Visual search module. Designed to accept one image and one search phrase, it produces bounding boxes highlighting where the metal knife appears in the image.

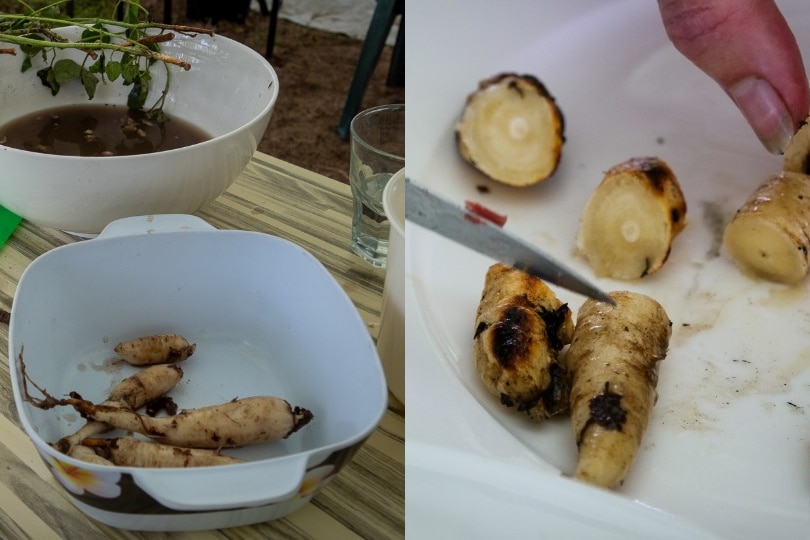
[405,178,614,304]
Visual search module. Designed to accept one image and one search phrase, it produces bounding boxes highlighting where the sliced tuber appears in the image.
[723,171,810,284]
[576,157,687,280]
[456,73,565,187]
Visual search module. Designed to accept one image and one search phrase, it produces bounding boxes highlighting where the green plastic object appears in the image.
[0,206,21,247]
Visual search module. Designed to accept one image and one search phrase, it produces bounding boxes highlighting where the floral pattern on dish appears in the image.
[47,454,122,498]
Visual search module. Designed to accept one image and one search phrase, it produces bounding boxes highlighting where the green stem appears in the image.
[0,33,190,68]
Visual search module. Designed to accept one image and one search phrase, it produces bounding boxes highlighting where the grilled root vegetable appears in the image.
[114,333,196,366]
[82,436,244,468]
[783,116,810,173]
[473,263,574,421]
[577,157,687,280]
[564,291,671,489]
[723,172,810,284]
[69,396,313,449]
[456,73,565,186]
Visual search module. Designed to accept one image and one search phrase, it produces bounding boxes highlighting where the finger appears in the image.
[658,0,809,154]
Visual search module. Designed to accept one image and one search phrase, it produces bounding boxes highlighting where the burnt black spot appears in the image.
[541,362,569,414]
[499,362,568,417]
[515,392,541,413]
[577,382,627,446]
[500,393,515,407]
[640,257,652,278]
[507,78,525,98]
[474,321,490,339]
[491,306,531,368]
[643,164,671,192]
[671,207,681,223]
[537,304,570,351]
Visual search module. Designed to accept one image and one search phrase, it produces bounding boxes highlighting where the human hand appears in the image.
[658,0,810,154]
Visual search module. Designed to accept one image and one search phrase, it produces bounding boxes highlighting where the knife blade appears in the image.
[405,178,614,304]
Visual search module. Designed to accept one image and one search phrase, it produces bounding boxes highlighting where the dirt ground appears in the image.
[165,1,405,184]
[0,1,405,184]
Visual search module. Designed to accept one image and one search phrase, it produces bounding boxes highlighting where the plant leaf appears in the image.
[81,23,109,45]
[121,62,139,85]
[20,55,32,73]
[127,80,148,110]
[53,58,81,84]
[105,60,122,81]
[81,69,99,99]
[88,52,107,75]
[36,67,59,95]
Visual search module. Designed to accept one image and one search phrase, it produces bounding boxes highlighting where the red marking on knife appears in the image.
[464,200,508,227]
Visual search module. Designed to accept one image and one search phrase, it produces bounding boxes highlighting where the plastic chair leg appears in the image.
[386,15,404,88]
[335,0,398,140]
[265,0,281,59]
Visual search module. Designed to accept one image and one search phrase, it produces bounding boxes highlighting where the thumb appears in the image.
[658,0,809,154]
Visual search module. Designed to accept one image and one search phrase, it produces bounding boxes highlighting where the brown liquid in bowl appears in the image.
[0,104,211,157]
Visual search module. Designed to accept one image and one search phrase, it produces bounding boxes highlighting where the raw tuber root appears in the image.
[114,333,196,366]
[68,396,313,449]
[55,364,184,454]
[20,353,313,450]
[82,436,244,468]
[68,443,115,466]
[106,364,184,408]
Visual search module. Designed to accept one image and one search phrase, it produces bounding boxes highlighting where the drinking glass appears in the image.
[349,103,405,267]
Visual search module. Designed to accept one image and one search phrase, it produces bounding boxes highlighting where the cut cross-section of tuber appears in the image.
[576,157,687,280]
[456,73,565,187]
[723,171,810,284]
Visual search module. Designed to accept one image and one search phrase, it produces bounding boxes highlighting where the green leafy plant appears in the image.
[0,0,212,122]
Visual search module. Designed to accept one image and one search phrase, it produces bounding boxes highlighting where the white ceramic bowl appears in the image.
[378,168,405,404]
[0,27,278,234]
[9,215,387,531]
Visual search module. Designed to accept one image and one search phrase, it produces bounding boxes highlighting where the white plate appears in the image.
[406,442,720,539]
[406,1,810,538]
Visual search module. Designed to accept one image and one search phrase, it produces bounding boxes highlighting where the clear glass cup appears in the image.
[349,103,405,268]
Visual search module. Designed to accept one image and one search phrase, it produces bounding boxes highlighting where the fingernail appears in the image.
[729,77,795,154]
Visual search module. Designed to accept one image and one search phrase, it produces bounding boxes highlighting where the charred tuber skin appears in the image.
[473,263,574,421]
